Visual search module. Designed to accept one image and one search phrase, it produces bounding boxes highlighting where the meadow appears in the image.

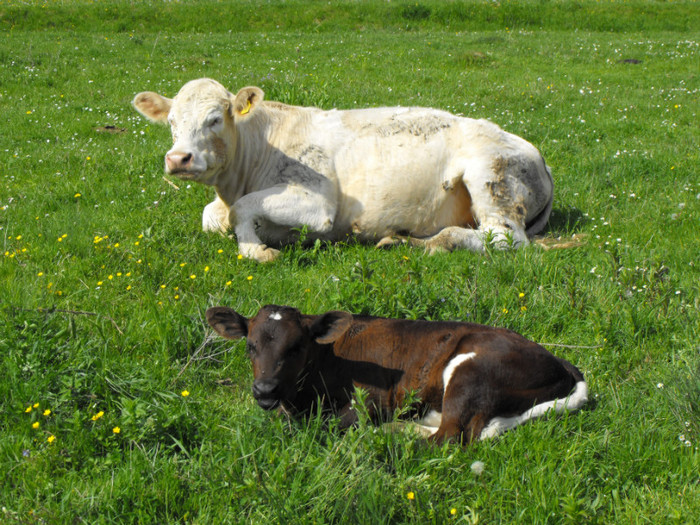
[1,0,698,523]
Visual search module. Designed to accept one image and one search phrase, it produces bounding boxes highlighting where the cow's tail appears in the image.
[525,163,554,237]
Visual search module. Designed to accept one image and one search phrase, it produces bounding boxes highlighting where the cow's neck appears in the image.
[214,109,291,205]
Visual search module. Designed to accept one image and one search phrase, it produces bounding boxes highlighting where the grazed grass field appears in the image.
[1,1,698,523]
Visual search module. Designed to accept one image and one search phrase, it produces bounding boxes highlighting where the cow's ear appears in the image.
[232,86,264,119]
[133,92,172,124]
[310,311,353,344]
[206,307,249,340]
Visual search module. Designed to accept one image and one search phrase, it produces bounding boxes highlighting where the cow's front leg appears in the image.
[202,196,231,234]
[232,185,337,263]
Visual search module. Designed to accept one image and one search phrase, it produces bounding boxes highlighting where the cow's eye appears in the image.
[208,117,222,128]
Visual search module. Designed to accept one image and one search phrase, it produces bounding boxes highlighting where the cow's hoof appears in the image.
[376,236,404,249]
[254,247,280,263]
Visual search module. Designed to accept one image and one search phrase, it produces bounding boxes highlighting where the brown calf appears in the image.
[206,305,587,445]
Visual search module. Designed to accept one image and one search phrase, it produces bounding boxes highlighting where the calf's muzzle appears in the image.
[252,379,281,410]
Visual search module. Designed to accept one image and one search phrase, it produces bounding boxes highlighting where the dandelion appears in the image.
[470,460,485,476]
[180,262,187,267]
[43,409,51,416]
[108,275,113,280]
[246,275,253,281]
[32,422,40,429]
[97,281,103,286]
[25,406,32,413]
[33,403,39,408]
[217,249,223,254]
[37,272,44,277]
[74,193,81,198]
[521,306,527,312]
[190,274,196,279]
[160,284,166,289]
[450,508,457,516]
[502,308,508,314]
[113,427,121,434]
[406,491,415,500]
[204,266,210,272]
[47,435,56,443]
[237,254,243,260]
[91,410,104,421]
[174,295,180,300]
[181,390,190,397]
[225,281,232,286]
[518,292,525,298]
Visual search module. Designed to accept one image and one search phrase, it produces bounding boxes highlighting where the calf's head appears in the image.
[206,305,352,410]
[133,78,264,185]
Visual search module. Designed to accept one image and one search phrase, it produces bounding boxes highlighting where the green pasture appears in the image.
[1,1,698,523]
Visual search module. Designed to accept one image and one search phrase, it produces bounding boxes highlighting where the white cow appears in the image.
[133,78,553,262]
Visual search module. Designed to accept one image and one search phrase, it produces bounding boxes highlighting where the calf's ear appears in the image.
[232,86,264,119]
[310,311,353,344]
[206,307,249,340]
[133,92,172,124]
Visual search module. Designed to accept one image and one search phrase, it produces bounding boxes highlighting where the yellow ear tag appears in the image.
[240,100,252,116]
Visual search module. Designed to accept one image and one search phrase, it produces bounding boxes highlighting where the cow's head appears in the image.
[206,305,353,410]
[133,79,264,185]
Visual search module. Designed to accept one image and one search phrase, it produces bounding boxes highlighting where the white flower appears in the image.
[470,461,485,476]
[656,383,664,389]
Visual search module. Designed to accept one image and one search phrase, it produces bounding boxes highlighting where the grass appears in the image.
[1,0,698,523]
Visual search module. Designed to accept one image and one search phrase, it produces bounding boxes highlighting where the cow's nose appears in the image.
[165,151,193,172]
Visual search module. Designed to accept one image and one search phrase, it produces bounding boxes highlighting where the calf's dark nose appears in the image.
[252,379,279,399]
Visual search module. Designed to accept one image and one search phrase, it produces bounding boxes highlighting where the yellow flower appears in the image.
[450,508,457,516]
[406,491,415,500]
[47,435,56,443]
[37,272,44,277]
[74,193,81,198]
[32,422,40,429]
[181,390,190,397]
[502,308,508,314]
[246,275,253,281]
[108,275,113,280]
[521,306,527,312]
[33,403,39,408]
[225,281,232,286]
[180,262,186,267]
[204,266,210,272]
[217,249,223,254]
[97,281,103,286]
[174,295,180,300]
[190,274,196,279]
[237,254,243,260]
[91,410,104,421]
[113,427,121,434]
[25,406,32,413]
[134,241,140,246]
[160,284,166,289]
[43,409,51,416]
[518,292,525,298]
[126,285,132,291]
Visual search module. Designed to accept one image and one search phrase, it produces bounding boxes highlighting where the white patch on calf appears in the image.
[479,380,589,440]
[442,352,476,394]
[269,312,283,321]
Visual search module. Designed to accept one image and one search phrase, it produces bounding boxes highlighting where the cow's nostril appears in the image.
[182,153,192,165]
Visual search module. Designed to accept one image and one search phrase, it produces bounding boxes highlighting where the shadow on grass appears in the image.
[543,206,588,237]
